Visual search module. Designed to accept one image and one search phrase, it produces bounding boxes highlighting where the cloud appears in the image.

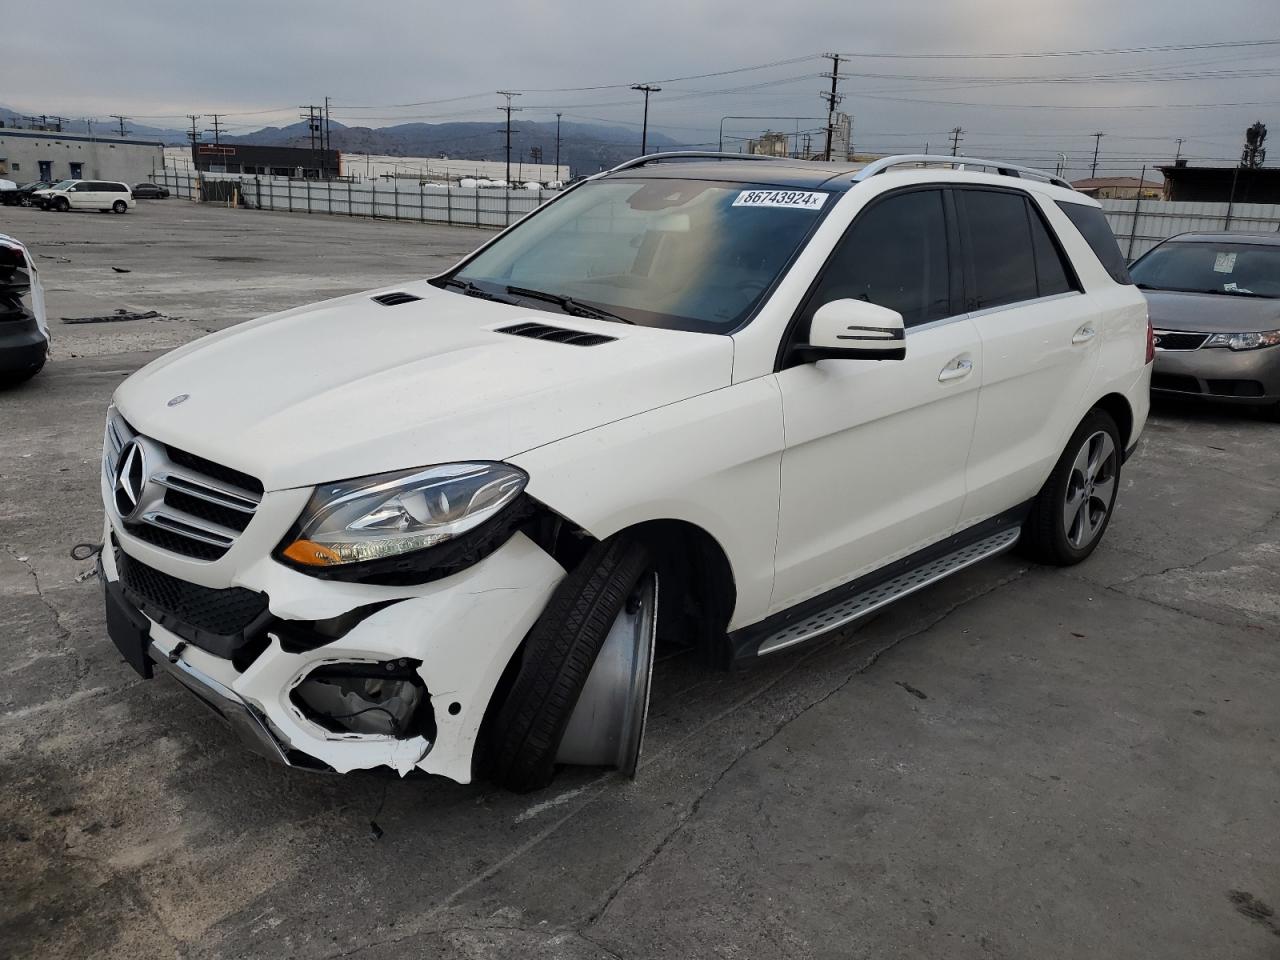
[3,0,1276,177]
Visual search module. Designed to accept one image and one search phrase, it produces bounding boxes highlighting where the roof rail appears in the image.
[600,151,793,177]
[854,154,1074,190]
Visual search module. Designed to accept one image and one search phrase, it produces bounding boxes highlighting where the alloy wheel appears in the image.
[1062,430,1117,549]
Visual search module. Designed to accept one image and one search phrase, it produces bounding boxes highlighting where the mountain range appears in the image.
[1,106,686,176]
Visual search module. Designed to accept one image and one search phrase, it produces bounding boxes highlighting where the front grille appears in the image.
[1206,379,1266,397]
[104,411,264,561]
[1152,373,1202,394]
[1153,331,1208,351]
[115,544,271,659]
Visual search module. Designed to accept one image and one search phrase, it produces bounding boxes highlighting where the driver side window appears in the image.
[806,189,952,329]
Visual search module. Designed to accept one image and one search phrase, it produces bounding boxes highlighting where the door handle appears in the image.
[1072,324,1097,345]
[938,357,974,382]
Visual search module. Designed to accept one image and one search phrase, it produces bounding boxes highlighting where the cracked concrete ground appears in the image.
[2,201,1278,959]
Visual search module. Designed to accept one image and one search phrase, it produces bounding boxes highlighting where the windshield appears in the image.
[1130,241,1280,298]
[443,178,832,333]
[48,180,75,191]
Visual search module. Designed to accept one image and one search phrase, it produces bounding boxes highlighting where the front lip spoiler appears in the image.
[149,642,297,768]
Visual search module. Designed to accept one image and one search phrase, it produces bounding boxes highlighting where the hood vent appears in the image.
[372,291,422,306]
[496,322,616,347]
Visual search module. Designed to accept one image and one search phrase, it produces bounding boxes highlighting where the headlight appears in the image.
[279,462,528,568]
[1203,330,1280,351]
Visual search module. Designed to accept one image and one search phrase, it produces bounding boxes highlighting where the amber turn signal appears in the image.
[281,540,343,566]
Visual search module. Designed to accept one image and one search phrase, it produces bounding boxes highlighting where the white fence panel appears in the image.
[149,168,556,229]
[1100,198,1280,259]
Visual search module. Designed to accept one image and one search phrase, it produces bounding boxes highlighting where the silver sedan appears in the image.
[1132,231,1280,419]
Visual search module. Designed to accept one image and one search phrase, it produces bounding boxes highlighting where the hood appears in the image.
[1143,290,1280,334]
[114,281,734,491]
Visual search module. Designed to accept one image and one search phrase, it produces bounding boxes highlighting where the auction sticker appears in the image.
[733,189,827,210]
[1213,252,1237,273]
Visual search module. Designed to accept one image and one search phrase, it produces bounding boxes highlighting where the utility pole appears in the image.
[631,84,661,155]
[497,91,522,185]
[1174,138,1183,163]
[949,126,964,157]
[300,106,322,176]
[555,112,562,181]
[110,115,130,137]
[820,53,843,161]
[206,114,225,147]
[48,115,68,133]
[324,95,333,176]
[1090,132,1105,178]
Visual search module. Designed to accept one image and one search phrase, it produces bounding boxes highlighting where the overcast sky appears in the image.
[4,0,1278,178]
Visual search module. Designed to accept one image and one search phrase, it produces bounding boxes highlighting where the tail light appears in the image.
[1145,317,1155,364]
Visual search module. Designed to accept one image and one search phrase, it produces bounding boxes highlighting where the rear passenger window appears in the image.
[807,189,951,328]
[957,190,1038,310]
[1056,200,1133,284]
[1028,203,1077,297]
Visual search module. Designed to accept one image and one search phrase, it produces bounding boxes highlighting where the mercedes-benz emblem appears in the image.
[167,394,190,407]
[113,439,147,520]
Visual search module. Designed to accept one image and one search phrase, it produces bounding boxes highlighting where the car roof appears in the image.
[598,154,1080,200]
[601,158,868,191]
[1166,231,1280,247]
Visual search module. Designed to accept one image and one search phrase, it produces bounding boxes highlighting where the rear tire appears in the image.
[1020,408,1122,566]
[112,200,127,214]
[484,535,652,792]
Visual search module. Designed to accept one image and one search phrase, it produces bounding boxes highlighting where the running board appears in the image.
[756,527,1021,656]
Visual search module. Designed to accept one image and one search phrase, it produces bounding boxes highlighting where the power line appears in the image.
[838,37,1280,59]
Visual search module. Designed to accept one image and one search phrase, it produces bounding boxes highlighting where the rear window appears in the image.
[1056,201,1132,284]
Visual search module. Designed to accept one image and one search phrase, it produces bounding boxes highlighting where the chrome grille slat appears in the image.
[103,409,262,561]
[141,510,238,548]
[152,470,260,513]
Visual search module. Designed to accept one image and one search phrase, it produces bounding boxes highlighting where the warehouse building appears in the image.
[340,153,568,184]
[0,128,164,184]
[1157,162,1280,203]
[172,143,340,179]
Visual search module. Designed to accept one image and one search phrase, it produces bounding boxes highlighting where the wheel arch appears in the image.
[1093,392,1134,451]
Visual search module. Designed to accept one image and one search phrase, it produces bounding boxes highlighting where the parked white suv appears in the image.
[35,179,135,213]
[97,153,1152,790]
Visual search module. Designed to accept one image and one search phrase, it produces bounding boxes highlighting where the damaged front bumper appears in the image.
[100,522,565,781]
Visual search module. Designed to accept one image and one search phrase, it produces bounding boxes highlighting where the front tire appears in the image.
[485,536,652,792]
[1021,409,1122,566]
[54,197,69,212]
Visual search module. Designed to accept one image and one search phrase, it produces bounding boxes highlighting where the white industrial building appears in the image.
[0,128,165,184]
[340,153,568,185]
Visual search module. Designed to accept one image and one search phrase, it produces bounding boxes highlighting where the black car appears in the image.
[0,181,55,206]
[131,182,170,199]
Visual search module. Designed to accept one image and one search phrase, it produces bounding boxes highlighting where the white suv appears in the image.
[97,153,1152,790]
[36,179,135,213]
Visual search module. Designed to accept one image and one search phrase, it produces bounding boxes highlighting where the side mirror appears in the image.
[798,298,906,362]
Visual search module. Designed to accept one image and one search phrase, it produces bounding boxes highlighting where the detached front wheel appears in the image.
[1021,409,1122,566]
[485,536,656,792]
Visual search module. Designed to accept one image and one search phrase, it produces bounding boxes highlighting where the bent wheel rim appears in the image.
[1062,430,1117,550]
[555,571,658,776]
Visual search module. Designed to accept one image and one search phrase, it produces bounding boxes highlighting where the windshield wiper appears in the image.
[505,285,635,324]
[439,277,506,302]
